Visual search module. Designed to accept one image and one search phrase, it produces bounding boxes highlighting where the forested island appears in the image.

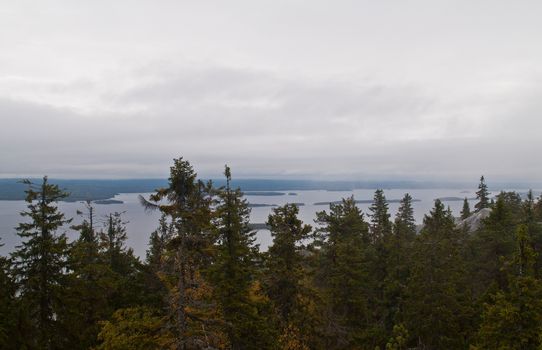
[1,159,542,349]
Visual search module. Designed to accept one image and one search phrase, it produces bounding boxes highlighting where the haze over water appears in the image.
[2,187,536,257]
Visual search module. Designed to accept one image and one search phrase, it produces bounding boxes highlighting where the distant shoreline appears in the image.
[0,178,539,202]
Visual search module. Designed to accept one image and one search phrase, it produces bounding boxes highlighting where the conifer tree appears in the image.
[403,199,471,349]
[63,202,117,349]
[141,158,224,349]
[475,176,490,212]
[476,224,542,349]
[394,193,416,239]
[469,193,519,297]
[0,239,17,349]
[209,165,274,350]
[382,194,417,336]
[11,177,72,349]
[264,204,315,347]
[100,212,129,273]
[461,197,471,220]
[96,307,174,350]
[314,196,373,348]
[146,213,173,271]
[99,211,146,313]
[143,213,174,309]
[369,189,392,243]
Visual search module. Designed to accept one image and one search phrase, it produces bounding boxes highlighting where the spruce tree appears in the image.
[99,211,146,313]
[394,193,416,239]
[460,197,471,220]
[369,189,392,243]
[145,213,173,271]
[209,166,274,350]
[475,175,490,212]
[140,157,224,349]
[0,239,17,349]
[469,193,519,297]
[63,202,116,349]
[100,212,129,274]
[476,224,542,349]
[314,196,373,348]
[383,194,417,337]
[11,177,72,349]
[264,204,314,347]
[403,200,471,349]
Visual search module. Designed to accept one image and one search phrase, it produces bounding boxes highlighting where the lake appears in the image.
[0,188,536,257]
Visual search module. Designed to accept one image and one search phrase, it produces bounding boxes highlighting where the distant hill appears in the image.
[0,179,168,201]
[0,178,539,202]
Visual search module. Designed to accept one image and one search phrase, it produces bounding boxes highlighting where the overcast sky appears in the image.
[1,0,541,181]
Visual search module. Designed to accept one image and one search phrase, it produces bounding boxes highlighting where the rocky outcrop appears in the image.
[456,208,492,232]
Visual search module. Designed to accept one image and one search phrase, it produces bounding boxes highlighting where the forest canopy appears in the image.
[1,158,542,349]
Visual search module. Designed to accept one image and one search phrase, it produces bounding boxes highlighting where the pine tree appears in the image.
[475,176,490,212]
[461,197,471,220]
[369,189,392,243]
[11,177,72,349]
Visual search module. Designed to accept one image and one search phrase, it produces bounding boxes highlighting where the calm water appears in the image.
[0,188,535,257]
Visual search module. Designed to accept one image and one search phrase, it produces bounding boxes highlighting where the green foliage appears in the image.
[461,197,471,220]
[369,189,392,243]
[96,307,173,350]
[403,199,472,349]
[469,193,520,297]
[476,225,542,349]
[10,176,72,349]
[394,193,416,239]
[8,167,542,350]
[264,204,318,349]
[61,203,118,349]
[264,204,312,322]
[140,157,222,349]
[475,175,490,212]
[209,166,275,349]
[0,239,17,349]
[314,196,374,348]
[385,324,408,350]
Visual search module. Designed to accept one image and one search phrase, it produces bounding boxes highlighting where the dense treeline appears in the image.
[1,159,542,349]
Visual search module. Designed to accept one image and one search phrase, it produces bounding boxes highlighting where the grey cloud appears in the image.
[1,1,542,182]
[2,62,541,182]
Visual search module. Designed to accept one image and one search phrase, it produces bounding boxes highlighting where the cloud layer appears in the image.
[1,1,541,181]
